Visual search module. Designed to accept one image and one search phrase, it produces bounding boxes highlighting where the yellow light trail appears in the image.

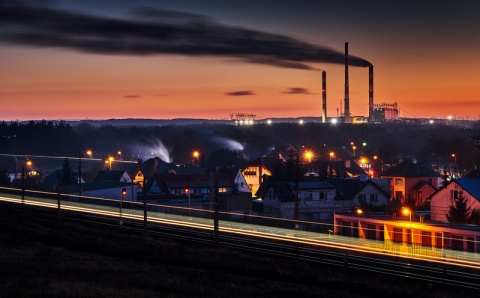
[0,193,479,270]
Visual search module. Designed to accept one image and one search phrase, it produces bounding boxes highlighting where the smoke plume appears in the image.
[0,3,372,69]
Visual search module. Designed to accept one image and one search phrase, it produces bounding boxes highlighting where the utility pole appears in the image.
[294,153,299,230]
[21,167,25,212]
[78,149,82,198]
[143,174,147,235]
[214,180,219,246]
[57,170,61,221]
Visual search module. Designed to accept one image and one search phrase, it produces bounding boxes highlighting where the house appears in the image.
[305,159,368,179]
[256,178,336,221]
[145,173,251,214]
[217,168,251,193]
[326,177,390,209]
[94,170,132,183]
[241,155,280,197]
[255,176,390,221]
[380,159,441,204]
[429,178,480,222]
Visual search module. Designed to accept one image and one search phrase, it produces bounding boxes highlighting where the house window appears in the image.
[369,194,378,202]
[450,190,459,200]
[358,194,365,203]
[395,178,403,186]
[319,192,326,200]
[243,168,257,177]
[219,187,227,193]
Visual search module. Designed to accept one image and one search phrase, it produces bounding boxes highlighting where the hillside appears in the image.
[0,205,475,298]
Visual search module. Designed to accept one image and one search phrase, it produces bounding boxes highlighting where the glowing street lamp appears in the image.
[304,151,313,163]
[192,150,200,165]
[106,156,114,170]
[356,208,363,215]
[402,207,412,222]
[86,150,93,158]
[329,151,335,160]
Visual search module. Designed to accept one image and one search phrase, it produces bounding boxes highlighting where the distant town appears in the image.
[1,117,480,254]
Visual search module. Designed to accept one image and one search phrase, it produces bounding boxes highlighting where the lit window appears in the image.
[395,178,403,186]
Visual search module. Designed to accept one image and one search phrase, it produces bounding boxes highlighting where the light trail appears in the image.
[0,192,479,271]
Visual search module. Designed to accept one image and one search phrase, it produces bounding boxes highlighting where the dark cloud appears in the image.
[282,88,312,94]
[0,4,372,70]
[124,95,140,98]
[225,91,255,96]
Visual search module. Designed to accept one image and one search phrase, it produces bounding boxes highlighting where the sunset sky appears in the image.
[1,0,479,121]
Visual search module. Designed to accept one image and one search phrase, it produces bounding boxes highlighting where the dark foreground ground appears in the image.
[0,206,476,298]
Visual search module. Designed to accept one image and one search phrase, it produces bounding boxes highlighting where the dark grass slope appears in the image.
[0,206,475,298]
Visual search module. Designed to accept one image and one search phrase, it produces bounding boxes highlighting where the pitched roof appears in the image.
[216,168,241,183]
[174,166,205,175]
[326,178,390,200]
[243,156,279,173]
[411,180,437,191]
[455,179,480,202]
[309,159,368,177]
[380,159,440,178]
[295,181,336,190]
[153,174,234,189]
[94,170,129,182]
[255,177,335,202]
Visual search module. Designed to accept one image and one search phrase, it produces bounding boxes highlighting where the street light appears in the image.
[402,207,412,222]
[192,150,200,164]
[86,150,93,158]
[108,156,114,170]
[185,187,191,218]
[304,150,313,163]
[329,151,335,160]
[120,188,126,226]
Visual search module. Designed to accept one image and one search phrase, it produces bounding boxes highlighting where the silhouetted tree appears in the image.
[468,209,480,225]
[447,191,471,225]
[61,158,75,185]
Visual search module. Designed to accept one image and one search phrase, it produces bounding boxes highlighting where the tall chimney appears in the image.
[322,71,327,123]
[368,65,374,121]
[344,42,350,123]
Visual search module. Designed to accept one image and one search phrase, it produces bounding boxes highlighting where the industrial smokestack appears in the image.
[322,71,327,123]
[368,65,374,121]
[344,42,350,123]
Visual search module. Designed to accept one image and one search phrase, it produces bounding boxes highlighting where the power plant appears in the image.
[321,42,399,124]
